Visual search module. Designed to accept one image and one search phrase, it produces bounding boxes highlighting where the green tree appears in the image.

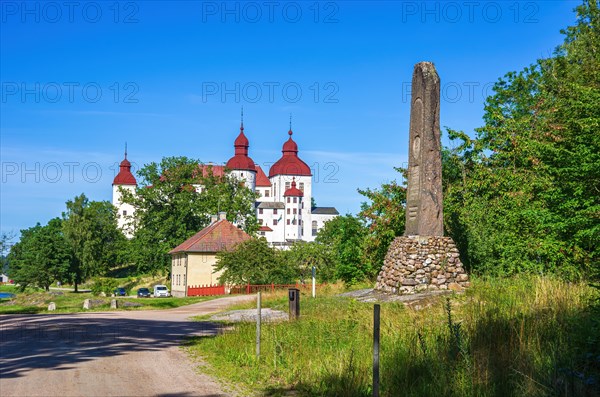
[121,157,258,274]
[358,168,407,275]
[8,218,71,291]
[443,0,600,278]
[316,214,368,283]
[284,241,336,282]
[0,232,14,275]
[215,238,296,285]
[62,194,125,291]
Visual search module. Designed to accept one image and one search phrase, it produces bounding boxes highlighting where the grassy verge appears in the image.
[187,276,600,396]
[0,286,214,314]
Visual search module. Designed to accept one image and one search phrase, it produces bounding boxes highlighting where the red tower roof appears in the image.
[113,150,137,186]
[284,178,304,197]
[269,129,312,177]
[226,123,256,171]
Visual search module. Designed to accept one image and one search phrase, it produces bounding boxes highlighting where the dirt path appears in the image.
[0,295,255,397]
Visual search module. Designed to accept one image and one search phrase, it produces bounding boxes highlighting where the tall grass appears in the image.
[188,276,599,396]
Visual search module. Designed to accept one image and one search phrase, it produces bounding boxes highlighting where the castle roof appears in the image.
[284,178,304,197]
[255,164,271,187]
[197,164,226,178]
[311,207,339,215]
[269,129,311,177]
[113,150,137,186]
[226,123,256,171]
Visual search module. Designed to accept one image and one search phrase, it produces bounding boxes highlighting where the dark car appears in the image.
[114,287,127,296]
[137,288,151,298]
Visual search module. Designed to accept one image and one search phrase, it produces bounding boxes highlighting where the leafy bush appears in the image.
[90,278,119,296]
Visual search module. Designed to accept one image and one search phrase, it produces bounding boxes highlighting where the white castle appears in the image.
[112,120,339,247]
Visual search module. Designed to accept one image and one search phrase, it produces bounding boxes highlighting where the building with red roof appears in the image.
[169,213,251,297]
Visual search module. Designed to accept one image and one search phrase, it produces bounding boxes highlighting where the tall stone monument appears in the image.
[375,62,469,294]
[405,62,443,237]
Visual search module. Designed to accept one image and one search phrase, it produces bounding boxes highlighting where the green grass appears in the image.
[186,276,600,396]
[0,287,215,314]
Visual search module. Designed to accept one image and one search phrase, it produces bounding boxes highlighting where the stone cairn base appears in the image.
[375,235,470,294]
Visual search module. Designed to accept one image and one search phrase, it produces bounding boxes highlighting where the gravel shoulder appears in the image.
[0,295,255,397]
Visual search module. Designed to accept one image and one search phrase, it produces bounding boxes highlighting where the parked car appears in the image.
[137,288,151,298]
[153,285,170,297]
[114,287,127,296]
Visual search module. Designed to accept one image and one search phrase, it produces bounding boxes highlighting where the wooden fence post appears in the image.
[256,292,261,358]
[373,304,380,397]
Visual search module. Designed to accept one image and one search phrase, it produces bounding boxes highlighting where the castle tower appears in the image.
[225,116,257,191]
[269,128,313,239]
[283,178,304,240]
[112,146,137,239]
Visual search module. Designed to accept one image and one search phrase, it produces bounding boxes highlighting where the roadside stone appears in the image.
[110,299,118,309]
[83,299,107,309]
[121,301,143,307]
[47,302,56,311]
[209,308,288,323]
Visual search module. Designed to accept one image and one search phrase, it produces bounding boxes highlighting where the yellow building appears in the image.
[169,213,251,297]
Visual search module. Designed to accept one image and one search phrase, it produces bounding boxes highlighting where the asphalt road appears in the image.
[0,295,255,397]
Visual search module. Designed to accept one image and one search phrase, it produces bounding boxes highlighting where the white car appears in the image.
[153,285,170,297]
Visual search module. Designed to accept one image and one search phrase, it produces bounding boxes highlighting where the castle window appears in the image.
[255,189,260,197]
[293,197,297,204]
[259,208,263,214]
[287,197,290,203]
[123,210,127,216]
[285,182,291,190]
[312,221,318,236]
[293,208,297,214]
[273,209,278,215]
[273,219,278,226]
[287,209,290,215]
[265,190,270,197]
[258,219,263,225]
[299,182,304,191]
[287,219,290,225]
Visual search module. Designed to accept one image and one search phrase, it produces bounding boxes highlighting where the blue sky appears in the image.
[1,1,579,238]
